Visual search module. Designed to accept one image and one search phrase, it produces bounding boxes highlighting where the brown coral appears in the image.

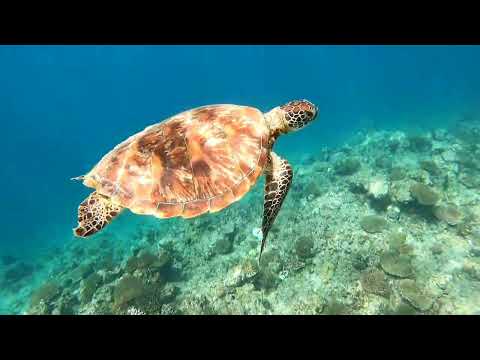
[360,215,388,233]
[380,252,413,278]
[30,282,61,308]
[113,276,145,308]
[360,269,390,298]
[410,183,440,206]
[433,205,463,225]
[397,279,433,312]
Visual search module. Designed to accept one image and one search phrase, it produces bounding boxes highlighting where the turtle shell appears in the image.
[82,105,270,219]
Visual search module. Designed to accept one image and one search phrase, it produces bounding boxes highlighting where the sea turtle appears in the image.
[73,100,318,260]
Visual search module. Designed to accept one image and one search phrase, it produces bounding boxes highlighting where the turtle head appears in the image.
[265,100,318,139]
[279,100,318,132]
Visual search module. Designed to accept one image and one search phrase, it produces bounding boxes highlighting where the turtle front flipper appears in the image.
[260,152,293,261]
[73,191,123,238]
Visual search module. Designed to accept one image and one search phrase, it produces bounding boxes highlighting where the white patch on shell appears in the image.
[205,137,224,147]
[137,176,153,185]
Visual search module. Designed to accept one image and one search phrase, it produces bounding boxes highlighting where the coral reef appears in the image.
[367,176,389,199]
[397,279,434,312]
[360,215,388,234]
[360,269,390,298]
[2,118,480,315]
[433,205,463,225]
[214,233,235,255]
[29,281,61,313]
[380,252,413,278]
[408,135,432,152]
[294,236,315,259]
[390,167,407,181]
[334,157,361,175]
[410,183,440,206]
[80,273,103,304]
[113,275,146,309]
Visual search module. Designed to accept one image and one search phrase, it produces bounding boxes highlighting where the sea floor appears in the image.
[1,118,480,315]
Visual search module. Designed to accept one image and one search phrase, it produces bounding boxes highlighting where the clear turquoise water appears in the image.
[1,45,480,314]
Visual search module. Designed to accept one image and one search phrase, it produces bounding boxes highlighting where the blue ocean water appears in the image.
[1,45,479,256]
[1,46,480,315]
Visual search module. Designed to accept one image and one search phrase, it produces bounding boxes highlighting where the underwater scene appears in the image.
[1,45,480,315]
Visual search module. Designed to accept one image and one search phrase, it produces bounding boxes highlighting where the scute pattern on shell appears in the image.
[83,105,269,219]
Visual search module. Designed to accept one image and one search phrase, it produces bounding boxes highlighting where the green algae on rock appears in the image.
[471,229,480,245]
[390,167,407,181]
[360,269,390,298]
[70,263,95,283]
[30,282,61,308]
[254,268,280,291]
[408,135,432,152]
[380,252,413,278]
[462,260,480,281]
[397,279,433,312]
[136,250,161,269]
[323,299,350,315]
[352,253,370,271]
[457,150,480,170]
[459,172,480,189]
[160,303,177,315]
[360,215,388,233]
[334,157,361,176]
[125,256,140,273]
[306,181,325,198]
[295,236,315,259]
[420,160,440,175]
[156,248,173,269]
[113,276,145,308]
[410,182,440,206]
[126,249,171,273]
[98,252,115,271]
[52,291,77,315]
[375,156,392,169]
[130,282,179,315]
[389,230,407,248]
[457,222,474,237]
[214,234,234,255]
[387,301,418,315]
[28,300,50,315]
[80,273,103,304]
[433,204,463,225]
[430,242,444,256]
[387,231,414,255]
[224,259,259,288]
[259,249,283,273]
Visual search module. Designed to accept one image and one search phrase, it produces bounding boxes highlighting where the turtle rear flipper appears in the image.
[74,192,123,237]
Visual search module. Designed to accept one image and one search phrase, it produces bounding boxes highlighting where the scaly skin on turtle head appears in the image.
[264,99,318,143]
[280,99,318,130]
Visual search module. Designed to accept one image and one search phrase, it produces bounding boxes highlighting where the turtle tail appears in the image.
[70,175,85,181]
